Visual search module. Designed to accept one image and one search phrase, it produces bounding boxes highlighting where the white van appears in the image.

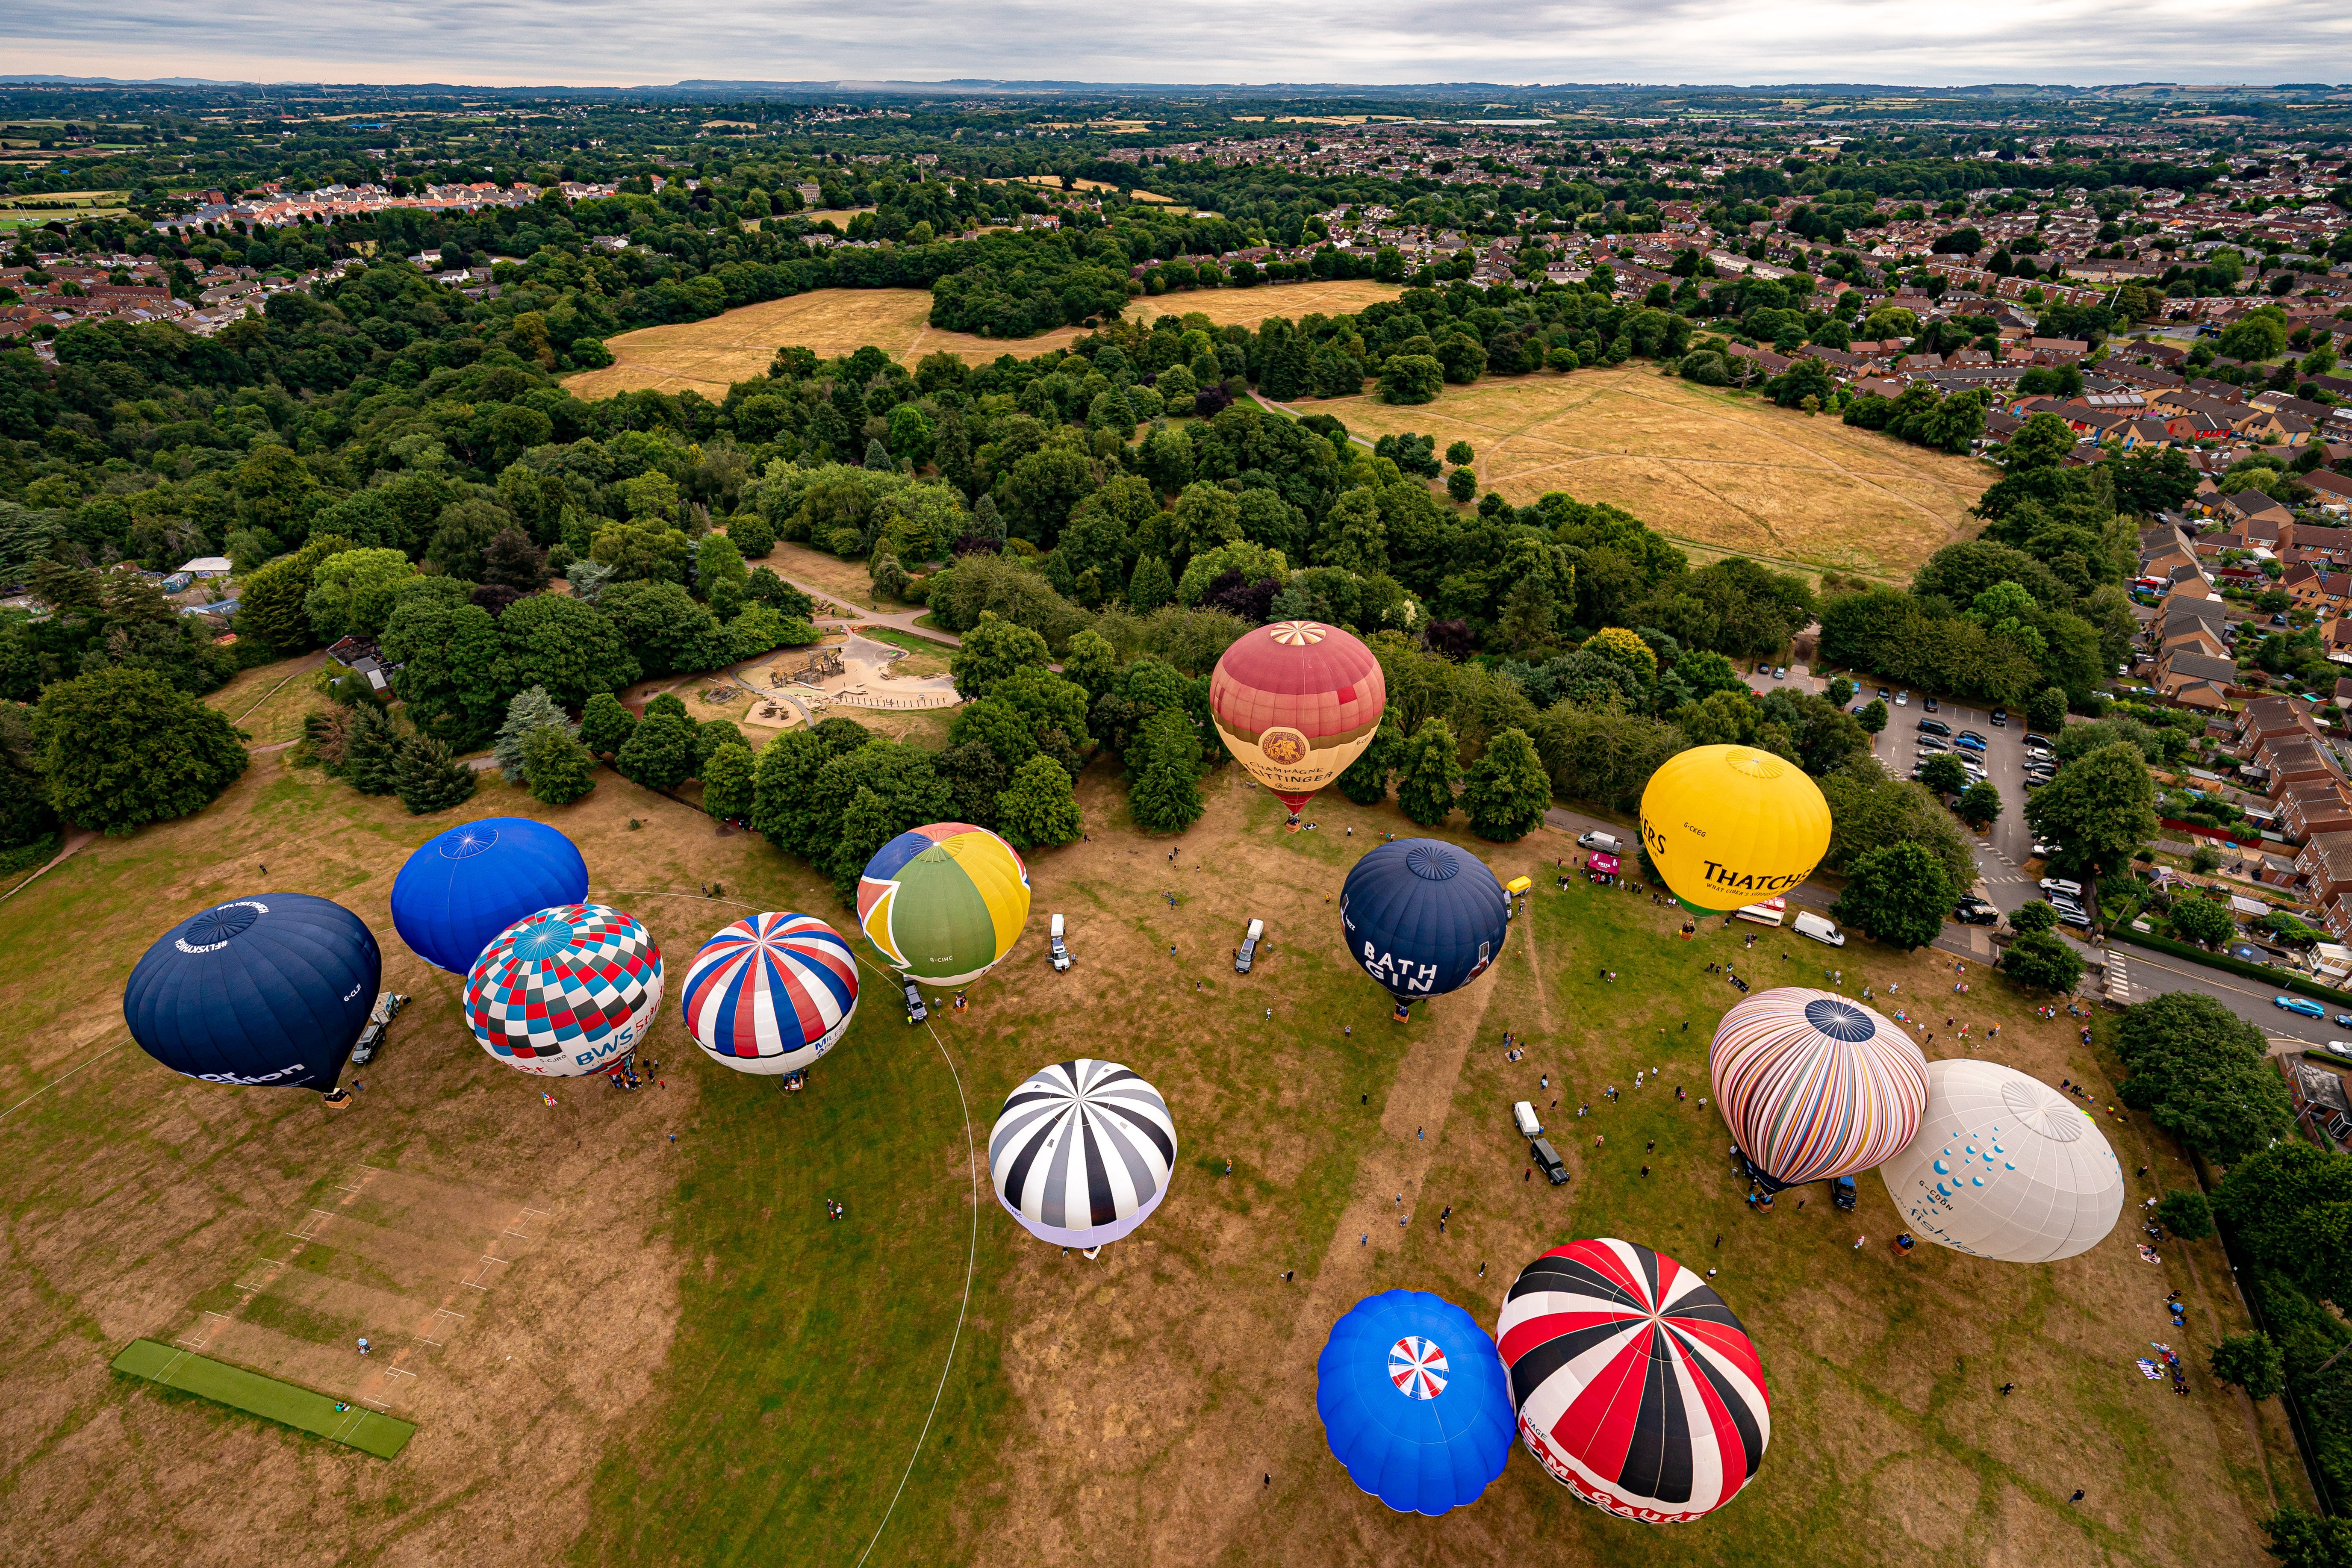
[1049,914,1070,972]
[1513,1100,1544,1140]
[1576,830,1621,853]
[1793,911,1846,947]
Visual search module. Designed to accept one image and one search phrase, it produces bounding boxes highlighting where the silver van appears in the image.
[1513,1100,1543,1140]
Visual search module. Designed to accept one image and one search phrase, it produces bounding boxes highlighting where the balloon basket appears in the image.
[1081,1245,1103,1260]
[1391,1003,1412,1025]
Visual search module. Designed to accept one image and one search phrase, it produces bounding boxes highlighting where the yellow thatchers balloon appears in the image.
[1639,745,1831,914]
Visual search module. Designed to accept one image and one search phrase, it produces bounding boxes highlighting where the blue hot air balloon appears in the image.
[1339,838,1509,1021]
[123,894,382,1093]
[389,817,589,973]
[1316,1289,1515,1516]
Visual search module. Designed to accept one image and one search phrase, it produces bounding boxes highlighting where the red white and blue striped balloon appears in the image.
[1709,987,1928,1187]
[680,913,859,1076]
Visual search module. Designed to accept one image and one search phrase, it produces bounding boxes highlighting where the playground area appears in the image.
[734,631,962,729]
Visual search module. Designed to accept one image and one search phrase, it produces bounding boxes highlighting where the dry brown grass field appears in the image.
[0,700,2300,1568]
[562,282,1403,402]
[1318,367,1995,582]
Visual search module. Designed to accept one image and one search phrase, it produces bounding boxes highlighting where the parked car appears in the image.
[2053,905,2093,929]
[902,981,929,1024]
[2277,995,2328,1019]
[1924,696,1939,713]
[1876,687,1891,700]
[1049,913,1071,972]
[1531,1138,1570,1185]
[1895,690,1910,706]
[1831,1176,1858,1212]
[1990,709,2008,727]
[1772,665,1786,679]
[2040,877,2084,899]
[2334,1015,2352,1029]
[2024,773,2051,790]
[1917,719,1952,737]
[1954,898,1999,926]
[1236,918,1264,974]
[1916,735,1951,754]
[1576,829,1621,853]
[2022,733,2055,754]
[2030,839,2060,860]
[2325,1042,2352,1061]
[1954,731,1989,752]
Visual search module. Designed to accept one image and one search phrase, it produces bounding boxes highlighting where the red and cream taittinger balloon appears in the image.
[1208,620,1385,822]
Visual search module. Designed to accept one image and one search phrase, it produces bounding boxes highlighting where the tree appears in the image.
[2262,1509,2352,1568]
[694,532,748,615]
[2010,899,2059,935]
[2211,1332,2287,1402]
[2118,992,2295,1160]
[303,547,413,643]
[601,579,730,678]
[1336,712,1406,805]
[2170,894,2235,948]
[701,741,757,820]
[1919,754,1968,796]
[1128,554,1175,612]
[2025,742,2158,875]
[726,510,776,560]
[1955,781,2002,828]
[492,686,574,784]
[339,700,401,795]
[380,597,506,749]
[590,520,695,584]
[2218,1141,2352,1307]
[1060,627,1120,707]
[521,723,598,805]
[2001,928,2083,993]
[498,593,640,707]
[997,752,1084,850]
[480,526,551,594]
[235,533,356,654]
[950,611,1052,699]
[2157,1189,2214,1240]
[32,668,248,835]
[1832,841,1955,950]
[1444,440,1475,467]
[1128,708,1204,834]
[2027,686,2069,734]
[1857,698,1888,736]
[1461,728,1551,841]
[615,711,698,790]
[1445,468,1477,503]
[1379,354,1444,404]
[393,733,476,815]
[578,691,636,757]
[1396,719,1463,827]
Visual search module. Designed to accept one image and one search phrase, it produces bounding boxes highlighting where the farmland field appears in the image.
[1312,367,1995,582]
[562,281,1403,402]
[0,686,2300,1568]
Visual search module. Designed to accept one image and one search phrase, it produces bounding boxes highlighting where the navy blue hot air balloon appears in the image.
[1316,1289,1515,1515]
[1339,838,1509,1021]
[123,894,382,1092]
[389,817,589,973]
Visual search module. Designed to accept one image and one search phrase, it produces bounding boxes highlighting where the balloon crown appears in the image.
[1405,843,1460,881]
[439,825,499,859]
[1266,620,1330,645]
[1724,748,1788,779]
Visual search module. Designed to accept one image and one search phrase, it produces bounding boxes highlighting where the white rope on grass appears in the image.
[0,1039,128,1126]
[604,890,981,1565]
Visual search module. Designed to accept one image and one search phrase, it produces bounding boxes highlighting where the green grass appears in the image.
[111,1338,414,1458]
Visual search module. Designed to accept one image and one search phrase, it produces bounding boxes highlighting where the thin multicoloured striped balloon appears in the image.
[1708,987,1928,1187]
[679,913,859,1076]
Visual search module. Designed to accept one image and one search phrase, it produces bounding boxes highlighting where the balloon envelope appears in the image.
[857,822,1031,985]
[1496,1238,1771,1524]
[390,816,590,973]
[1208,619,1385,815]
[1638,745,1831,914]
[680,912,858,1076]
[465,904,665,1077]
[124,894,381,1091]
[1877,1059,2123,1262]
[1709,988,1928,1189]
[989,1060,1175,1248]
[1339,838,1509,1005]
[1316,1289,1515,1516]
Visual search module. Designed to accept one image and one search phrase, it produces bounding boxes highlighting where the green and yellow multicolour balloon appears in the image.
[856,822,1032,985]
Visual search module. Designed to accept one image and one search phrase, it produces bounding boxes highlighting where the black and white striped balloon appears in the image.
[989,1060,1177,1248]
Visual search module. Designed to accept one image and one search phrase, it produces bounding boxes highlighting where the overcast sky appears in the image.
[3,0,2348,91]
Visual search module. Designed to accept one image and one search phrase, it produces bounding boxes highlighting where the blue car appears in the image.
[1954,731,1989,753]
[2276,995,2327,1019]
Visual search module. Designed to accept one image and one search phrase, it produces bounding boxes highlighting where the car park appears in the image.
[1917,719,1952,737]
[2278,995,2328,1019]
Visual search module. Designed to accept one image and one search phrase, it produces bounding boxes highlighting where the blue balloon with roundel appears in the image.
[680,913,860,1076]
[390,816,589,974]
[1315,1288,1515,1515]
[465,904,664,1078]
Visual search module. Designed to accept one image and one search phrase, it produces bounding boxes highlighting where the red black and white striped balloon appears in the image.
[1494,1238,1771,1524]
[679,912,859,1076]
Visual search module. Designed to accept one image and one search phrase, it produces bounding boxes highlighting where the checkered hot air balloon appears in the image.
[1208,619,1385,822]
[1496,1239,1771,1525]
[679,913,858,1076]
[464,904,665,1078]
[858,823,1031,986]
[989,1060,1176,1249]
[1709,988,1929,1191]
